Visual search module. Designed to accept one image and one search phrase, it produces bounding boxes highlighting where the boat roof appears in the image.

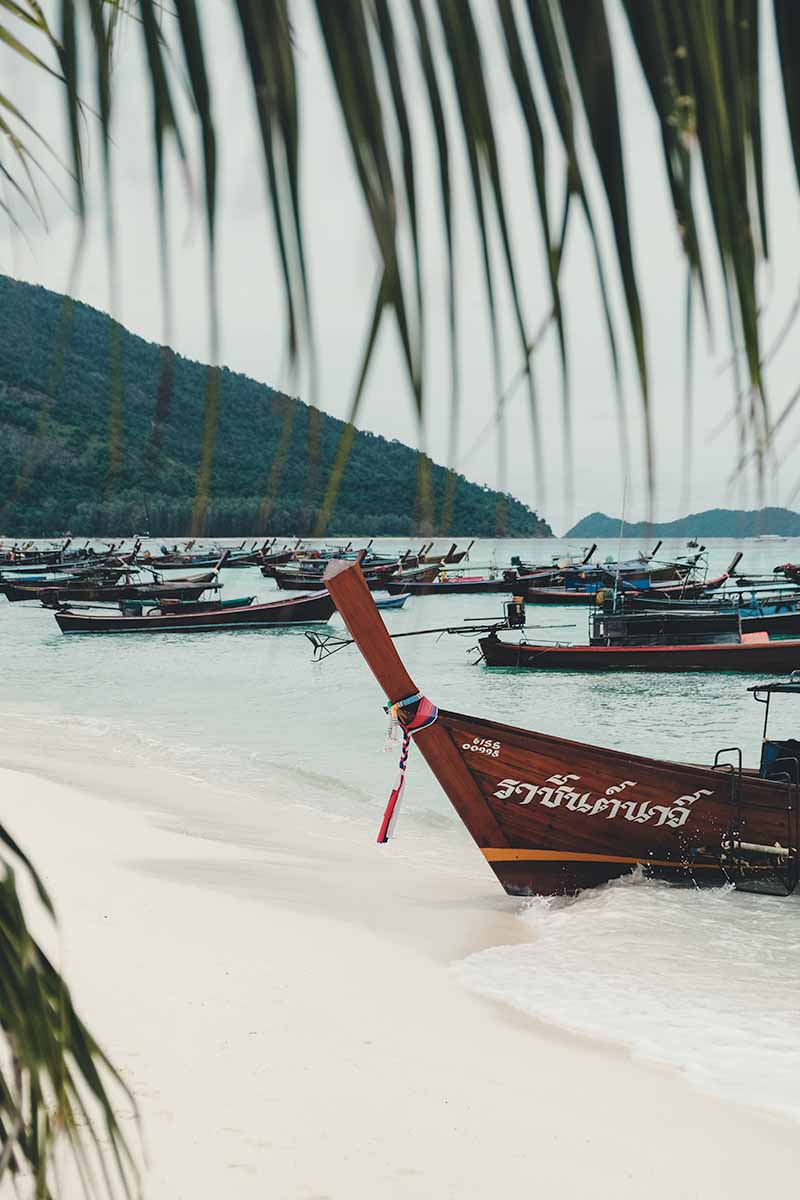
[748,674,800,695]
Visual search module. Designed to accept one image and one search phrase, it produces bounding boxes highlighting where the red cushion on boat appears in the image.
[741,631,770,643]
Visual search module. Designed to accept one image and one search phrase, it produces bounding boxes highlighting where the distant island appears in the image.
[0,274,551,538]
[564,508,800,539]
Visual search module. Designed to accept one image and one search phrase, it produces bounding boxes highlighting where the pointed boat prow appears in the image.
[323,558,417,704]
[323,559,509,851]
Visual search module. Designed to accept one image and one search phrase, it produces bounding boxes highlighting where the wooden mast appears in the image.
[323,559,509,849]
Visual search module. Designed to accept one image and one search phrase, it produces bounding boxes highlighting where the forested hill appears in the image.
[565,508,800,538]
[0,275,551,538]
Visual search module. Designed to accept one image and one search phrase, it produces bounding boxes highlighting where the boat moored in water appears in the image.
[479,606,800,672]
[54,589,336,633]
[2,568,222,604]
[323,558,800,898]
[373,592,411,610]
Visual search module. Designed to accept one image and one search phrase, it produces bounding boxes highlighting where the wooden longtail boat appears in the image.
[524,571,731,606]
[0,539,133,570]
[512,544,705,584]
[0,538,73,566]
[479,634,800,671]
[272,564,396,590]
[383,571,527,596]
[418,541,475,565]
[520,554,741,606]
[522,560,692,584]
[511,543,597,574]
[0,552,131,576]
[273,563,438,591]
[0,567,127,588]
[250,547,294,569]
[622,588,800,612]
[616,592,800,636]
[138,543,246,570]
[479,606,800,671]
[523,586,603,605]
[54,590,335,633]
[373,593,410,610]
[4,569,221,604]
[323,559,800,897]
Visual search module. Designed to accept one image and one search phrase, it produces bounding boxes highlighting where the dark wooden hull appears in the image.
[419,549,469,565]
[322,558,800,899]
[384,576,519,596]
[430,709,795,895]
[516,560,687,583]
[5,581,217,603]
[249,550,294,570]
[0,558,124,578]
[0,569,126,589]
[55,591,336,633]
[274,570,392,592]
[141,554,247,570]
[524,573,729,606]
[273,564,438,591]
[620,597,800,635]
[479,635,800,672]
[524,587,598,604]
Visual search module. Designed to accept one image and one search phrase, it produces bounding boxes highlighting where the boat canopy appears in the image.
[749,675,800,697]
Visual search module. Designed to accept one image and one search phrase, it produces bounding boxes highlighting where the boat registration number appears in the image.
[462,736,501,758]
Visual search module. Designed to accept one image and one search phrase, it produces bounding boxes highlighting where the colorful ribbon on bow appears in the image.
[378,694,438,843]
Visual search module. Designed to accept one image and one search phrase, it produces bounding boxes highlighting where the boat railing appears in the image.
[713,746,799,894]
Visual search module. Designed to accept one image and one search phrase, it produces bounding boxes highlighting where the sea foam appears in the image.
[458,872,800,1121]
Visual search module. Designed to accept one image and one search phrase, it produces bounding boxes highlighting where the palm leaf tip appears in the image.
[0,847,140,1198]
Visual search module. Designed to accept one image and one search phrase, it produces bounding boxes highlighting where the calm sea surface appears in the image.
[4,536,800,1117]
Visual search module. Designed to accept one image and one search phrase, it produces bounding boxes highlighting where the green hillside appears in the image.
[0,275,551,538]
[565,508,800,538]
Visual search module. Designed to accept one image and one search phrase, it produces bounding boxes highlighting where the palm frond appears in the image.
[0,829,139,1198]
[524,0,630,478]
[1,0,798,520]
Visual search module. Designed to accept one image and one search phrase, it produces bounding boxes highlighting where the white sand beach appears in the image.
[2,755,797,1199]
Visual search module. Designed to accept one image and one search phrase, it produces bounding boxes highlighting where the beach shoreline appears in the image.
[2,741,797,1198]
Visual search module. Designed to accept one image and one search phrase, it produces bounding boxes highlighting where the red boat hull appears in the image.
[479,635,800,672]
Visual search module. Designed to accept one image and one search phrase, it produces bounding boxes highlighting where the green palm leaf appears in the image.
[1,0,798,512]
[0,827,139,1197]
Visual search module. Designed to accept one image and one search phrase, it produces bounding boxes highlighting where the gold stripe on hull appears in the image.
[482,848,723,870]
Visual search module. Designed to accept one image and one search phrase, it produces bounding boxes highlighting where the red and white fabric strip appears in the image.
[377,695,438,844]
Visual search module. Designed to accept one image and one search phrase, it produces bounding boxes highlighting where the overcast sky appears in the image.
[2,2,799,535]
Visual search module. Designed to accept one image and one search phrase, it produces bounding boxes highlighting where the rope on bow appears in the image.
[377,694,438,843]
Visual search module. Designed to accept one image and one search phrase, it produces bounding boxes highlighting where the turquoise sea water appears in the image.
[4,535,800,1117]
[2,537,793,821]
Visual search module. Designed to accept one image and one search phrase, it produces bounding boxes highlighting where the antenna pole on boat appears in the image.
[613,480,628,612]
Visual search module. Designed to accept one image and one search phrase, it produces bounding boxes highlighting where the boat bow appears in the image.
[323,559,509,849]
